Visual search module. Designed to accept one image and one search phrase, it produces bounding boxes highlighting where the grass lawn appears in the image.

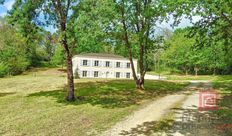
[148,71,232,81]
[213,76,232,135]
[0,68,189,136]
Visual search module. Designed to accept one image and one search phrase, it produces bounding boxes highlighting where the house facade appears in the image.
[72,53,137,79]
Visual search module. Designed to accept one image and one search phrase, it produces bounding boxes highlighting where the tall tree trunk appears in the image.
[51,0,75,101]
[128,48,138,80]
[60,24,75,101]
[66,52,75,101]
[194,66,198,76]
[185,69,188,76]
[213,67,216,76]
[128,49,140,89]
[139,43,145,90]
[184,66,188,76]
[120,2,139,88]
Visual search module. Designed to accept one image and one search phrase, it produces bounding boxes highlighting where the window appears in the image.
[126,63,130,68]
[94,60,99,66]
[83,60,88,66]
[82,71,87,77]
[105,61,110,67]
[116,72,120,78]
[94,71,99,77]
[116,62,121,68]
[126,73,130,78]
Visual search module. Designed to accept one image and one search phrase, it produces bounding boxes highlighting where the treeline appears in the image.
[157,28,231,75]
[0,18,62,77]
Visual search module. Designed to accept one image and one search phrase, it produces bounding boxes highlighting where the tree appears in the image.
[51,43,65,67]
[161,0,232,73]
[43,32,57,64]
[47,0,77,101]
[114,0,166,89]
[161,28,226,75]
[0,0,4,4]
[161,28,193,75]
[8,0,81,101]
[0,19,29,77]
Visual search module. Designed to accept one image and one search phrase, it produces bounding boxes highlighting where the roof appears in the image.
[73,53,135,60]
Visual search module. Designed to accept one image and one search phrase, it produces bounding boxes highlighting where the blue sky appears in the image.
[0,0,14,17]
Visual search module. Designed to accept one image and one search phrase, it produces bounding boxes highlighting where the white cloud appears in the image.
[0,12,6,17]
[4,0,14,10]
[157,15,202,31]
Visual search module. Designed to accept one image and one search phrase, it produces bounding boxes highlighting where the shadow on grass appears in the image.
[119,106,226,136]
[120,119,174,136]
[27,80,188,108]
[0,92,16,97]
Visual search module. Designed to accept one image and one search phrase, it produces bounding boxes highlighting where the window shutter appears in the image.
[109,62,112,67]
[120,72,123,78]
[99,71,102,77]
[114,62,116,68]
[80,59,83,66]
[87,71,90,77]
[90,71,93,77]
[80,70,82,77]
[91,60,94,66]
[99,61,102,67]
[87,60,90,67]
[89,60,92,67]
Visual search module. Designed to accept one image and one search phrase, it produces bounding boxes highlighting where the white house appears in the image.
[72,53,137,79]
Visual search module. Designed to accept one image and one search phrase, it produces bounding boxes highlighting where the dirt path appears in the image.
[160,81,223,136]
[100,82,201,136]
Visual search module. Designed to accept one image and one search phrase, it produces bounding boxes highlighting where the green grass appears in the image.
[213,76,232,135]
[148,71,232,81]
[166,75,217,81]
[0,68,189,136]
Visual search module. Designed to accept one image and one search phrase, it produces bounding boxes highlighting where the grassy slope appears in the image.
[0,68,188,136]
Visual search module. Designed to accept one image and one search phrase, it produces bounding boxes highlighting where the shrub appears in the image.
[0,62,9,77]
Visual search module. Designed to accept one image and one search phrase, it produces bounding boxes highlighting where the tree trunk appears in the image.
[120,3,138,88]
[139,76,145,89]
[139,43,145,90]
[184,66,188,76]
[195,68,198,76]
[51,0,75,101]
[66,53,75,101]
[213,67,216,76]
[60,25,75,101]
[128,48,138,81]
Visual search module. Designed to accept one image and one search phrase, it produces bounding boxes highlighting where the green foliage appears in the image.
[69,0,118,54]
[161,28,226,75]
[0,0,4,4]
[74,68,80,79]
[0,62,9,77]
[0,21,29,77]
[161,0,232,73]
[51,45,65,66]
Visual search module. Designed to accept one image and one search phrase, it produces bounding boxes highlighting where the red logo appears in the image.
[199,90,218,111]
